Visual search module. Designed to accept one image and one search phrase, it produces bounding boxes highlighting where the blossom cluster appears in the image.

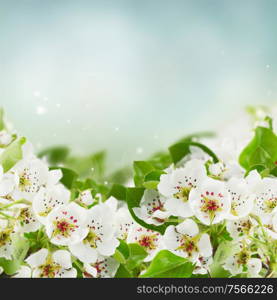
[0,106,277,278]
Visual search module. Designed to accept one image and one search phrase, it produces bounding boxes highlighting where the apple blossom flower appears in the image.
[133,189,170,225]
[158,159,207,218]
[163,219,212,261]
[193,255,213,275]
[25,248,77,278]
[32,185,70,225]
[12,159,49,200]
[223,244,262,277]
[14,205,41,233]
[251,177,277,223]
[83,256,119,278]
[69,203,119,264]
[115,206,135,240]
[188,178,231,225]
[75,189,94,207]
[226,216,256,241]
[225,178,255,220]
[127,224,163,262]
[46,202,88,246]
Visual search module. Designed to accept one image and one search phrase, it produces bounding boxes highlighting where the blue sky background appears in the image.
[0,0,276,170]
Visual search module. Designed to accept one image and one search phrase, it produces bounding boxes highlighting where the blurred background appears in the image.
[0,0,276,172]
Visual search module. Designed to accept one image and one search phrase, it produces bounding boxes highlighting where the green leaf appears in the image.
[125,243,147,270]
[209,241,235,278]
[108,184,126,201]
[148,152,172,170]
[38,146,70,164]
[114,264,133,278]
[108,166,133,185]
[50,167,78,189]
[0,137,26,172]
[133,161,155,187]
[239,126,277,175]
[113,240,130,264]
[140,250,194,278]
[126,187,172,234]
[143,170,165,190]
[65,150,107,181]
[0,234,29,275]
[169,141,219,165]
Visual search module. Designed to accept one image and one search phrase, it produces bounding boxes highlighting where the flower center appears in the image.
[40,261,61,278]
[39,207,52,217]
[176,236,198,256]
[19,174,31,191]
[52,218,78,238]
[236,250,250,265]
[200,196,222,221]
[138,234,157,250]
[84,230,101,248]
[231,202,239,216]
[264,198,277,213]
[174,187,191,202]
[0,228,12,247]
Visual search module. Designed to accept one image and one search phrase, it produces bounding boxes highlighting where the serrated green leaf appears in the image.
[140,250,194,278]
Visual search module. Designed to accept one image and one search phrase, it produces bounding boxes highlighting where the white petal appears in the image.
[83,263,98,277]
[47,169,63,186]
[247,258,262,277]
[52,250,72,269]
[176,219,199,236]
[198,234,212,257]
[164,198,193,218]
[13,266,32,278]
[97,238,119,256]
[26,248,48,268]
[69,242,98,264]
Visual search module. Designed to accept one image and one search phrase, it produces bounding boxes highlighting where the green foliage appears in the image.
[114,241,147,277]
[140,250,194,278]
[108,166,133,185]
[24,229,49,252]
[169,141,219,165]
[239,126,277,176]
[125,243,147,271]
[209,241,234,278]
[108,183,127,201]
[114,264,133,278]
[0,137,26,172]
[147,151,172,170]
